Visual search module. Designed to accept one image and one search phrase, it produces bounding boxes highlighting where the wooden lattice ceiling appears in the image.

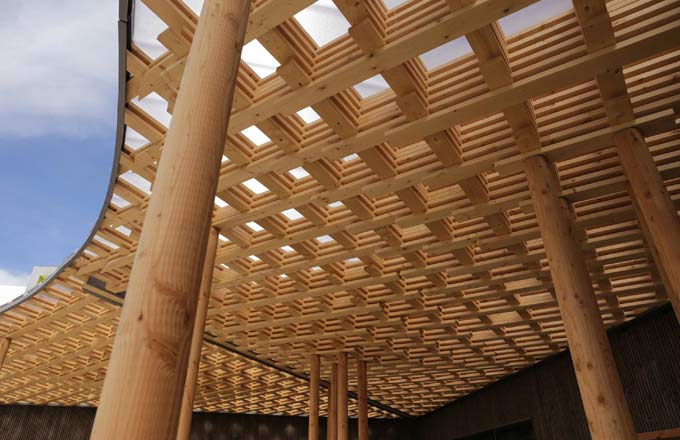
[1,0,680,417]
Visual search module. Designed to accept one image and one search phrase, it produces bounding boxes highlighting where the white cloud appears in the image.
[0,0,118,137]
[0,268,30,286]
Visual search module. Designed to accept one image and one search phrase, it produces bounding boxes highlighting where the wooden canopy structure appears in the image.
[1,0,680,438]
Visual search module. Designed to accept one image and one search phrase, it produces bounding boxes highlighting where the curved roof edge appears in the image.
[0,0,133,314]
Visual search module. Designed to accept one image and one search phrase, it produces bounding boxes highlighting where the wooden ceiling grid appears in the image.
[1,0,680,417]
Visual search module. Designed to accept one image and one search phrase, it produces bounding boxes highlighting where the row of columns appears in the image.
[86,0,680,439]
[308,353,369,440]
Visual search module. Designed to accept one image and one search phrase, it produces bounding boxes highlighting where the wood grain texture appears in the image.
[90,1,251,438]
[308,354,321,440]
[524,155,636,440]
[177,228,219,440]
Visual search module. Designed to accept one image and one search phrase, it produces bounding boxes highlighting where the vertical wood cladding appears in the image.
[414,305,680,440]
[0,305,678,440]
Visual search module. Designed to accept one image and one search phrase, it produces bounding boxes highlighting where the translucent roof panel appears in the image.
[132,1,167,60]
[499,0,572,37]
[420,37,472,71]
[354,75,390,98]
[294,1,351,47]
[241,40,280,78]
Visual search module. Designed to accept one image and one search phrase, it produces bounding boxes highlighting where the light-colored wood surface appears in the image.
[177,228,219,440]
[328,363,338,440]
[0,338,10,370]
[0,0,679,419]
[525,155,636,440]
[337,353,348,440]
[357,360,369,440]
[91,1,251,438]
[615,128,680,318]
[308,354,320,440]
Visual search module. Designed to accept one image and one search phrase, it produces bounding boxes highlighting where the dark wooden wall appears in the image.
[0,405,410,440]
[1,305,678,440]
[413,304,680,440]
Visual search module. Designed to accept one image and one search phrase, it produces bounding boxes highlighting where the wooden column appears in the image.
[357,360,368,440]
[328,363,338,440]
[91,1,251,439]
[0,338,11,369]
[614,128,680,318]
[308,354,321,440]
[337,353,348,440]
[524,155,637,440]
[176,228,219,440]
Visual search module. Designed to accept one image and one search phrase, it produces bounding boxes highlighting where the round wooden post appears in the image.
[328,363,338,440]
[176,228,219,440]
[337,353,348,440]
[614,128,680,319]
[524,155,637,440]
[91,1,251,438]
[0,338,11,369]
[357,360,368,440]
[308,354,321,440]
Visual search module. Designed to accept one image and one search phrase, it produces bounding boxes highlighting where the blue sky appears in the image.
[0,0,118,294]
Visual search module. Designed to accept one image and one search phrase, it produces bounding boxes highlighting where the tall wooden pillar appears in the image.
[357,360,369,440]
[308,355,321,440]
[614,128,680,319]
[176,228,219,440]
[0,338,11,369]
[328,363,338,440]
[524,155,636,440]
[337,353,348,440]
[91,1,251,439]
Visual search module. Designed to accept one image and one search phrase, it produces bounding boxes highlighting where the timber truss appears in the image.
[1,0,680,418]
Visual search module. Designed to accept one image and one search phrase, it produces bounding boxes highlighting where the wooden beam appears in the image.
[177,227,219,440]
[90,1,251,438]
[308,354,320,440]
[524,155,637,440]
[0,338,10,369]
[357,360,368,440]
[614,128,680,319]
[337,353,348,440]
[328,363,338,440]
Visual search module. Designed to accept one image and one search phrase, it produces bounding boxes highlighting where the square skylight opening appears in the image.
[246,221,264,232]
[214,196,228,208]
[249,255,261,262]
[289,167,310,179]
[120,171,152,195]
[220,263,230,269]
[316,235,334,244]
[131,92,172,128]
[294,1,351,47]
[115,225,132,236]
[218,234,230,242]
[345,257,361,264]
[499,0,572,37]
[354,74,390,98]
[111,194,131,208]
[342,153,359,162]
[94,235,120,250]
[282,208,304,221]
[280,273,289,279]
[132,1,168,60]
[243,178,269,195]
[182,0,204,16]
[241,39,281,78]
[420,37,473,71]
[328,201,344,209]
[310,266,322,271]
[383,0,409,9]
[296,107,321,124]
[280,245,295,253]
[124,127,150,151]
[241,126,270,146]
